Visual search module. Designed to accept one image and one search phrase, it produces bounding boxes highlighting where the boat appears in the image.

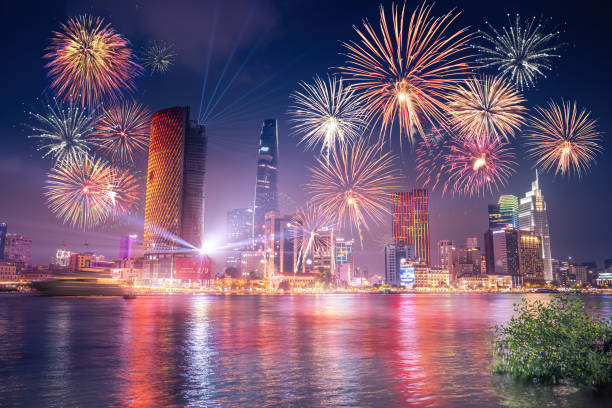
[32,276,126,296]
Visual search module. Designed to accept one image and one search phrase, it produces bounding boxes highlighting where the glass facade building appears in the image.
[519,171,552,281]
[253,119,279,247]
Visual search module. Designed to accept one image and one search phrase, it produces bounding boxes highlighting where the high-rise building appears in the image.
[392,189,430,265]
[484,229,519,277]
[466,237,478,250]
[119,234,137,260]
[253,119,279,246]
[487,204,502,229]
[0,223,7,261]
[3,233,32,268]
[437,240,453,269]
[263,211,295,278]
[226,208,254,251]
[450,244,480,282]
[582,261,597,284]
[569,264,588,286]
[498,195,519,228]
[384,243,413,286]
[517,232,544,285]
[519,171,552,281]
[335,238,354,282]
[143,106,207,253]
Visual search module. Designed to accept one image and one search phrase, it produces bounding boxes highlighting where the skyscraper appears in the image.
[3,233,32,268]
[253,119,279,246]
[437,240,453,269]
[263,211,295,277]
[498,195,519,228]
[519,171,552,281]
[488,195,519,229]
[143,106,207,252]
[384,243,413,286]
[392,189,430,265]
[226,208,254,251]
[517,232,544,285]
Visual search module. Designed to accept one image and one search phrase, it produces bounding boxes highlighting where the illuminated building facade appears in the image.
[253,119,279,246]
[498,195,519,228]
[143,106,206,254]
[484,229,519,277]
[392,189,430,266]
[335,238,354,270]
[517,231,544,285]
[519,171,552,281]
[437,240,453,269]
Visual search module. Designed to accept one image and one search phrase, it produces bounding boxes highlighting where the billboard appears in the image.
[399,265,415,288]
[174,256,213,281]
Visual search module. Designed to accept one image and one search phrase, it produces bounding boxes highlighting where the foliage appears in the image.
[492,295,612,389]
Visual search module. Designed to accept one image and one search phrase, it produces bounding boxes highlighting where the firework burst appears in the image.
[447,75,526,142]
[141,41,177,75]
[444,137,516,197]
[291,203,335,271]
[289,74,365,155]
[476,14,562,90]
[106,166,142,219]
[525,100,602,178]
[414,137,449,193]
[93,101,151,162]
[341,2,473,142]
[307,140,400,244]
[27,98,96,164]
[45,155,113,229]
[44,15,142,107]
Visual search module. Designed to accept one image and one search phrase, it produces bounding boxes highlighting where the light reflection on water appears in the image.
[0,293,610,407]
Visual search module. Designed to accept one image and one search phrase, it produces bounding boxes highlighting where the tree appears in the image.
[492,295,612,389]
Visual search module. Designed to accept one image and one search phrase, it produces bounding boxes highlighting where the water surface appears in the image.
[1,293,610,407]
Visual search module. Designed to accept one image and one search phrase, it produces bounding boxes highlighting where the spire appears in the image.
[535,169,539,189]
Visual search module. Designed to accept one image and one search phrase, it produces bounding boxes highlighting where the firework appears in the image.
[476,14,562,90]
[93,101,150,162]
[444,137,516,197]
[106,167,141,219]
[291,203,335,272]
[45,155,113,229]
[414,137,449,193]
[525,100,602,178]
[28,98,96,164]
[141,41,177,75]
[307,140,400,244]
[289,74,365,155]
[44,15,141,107]
[341,2,473,142]
[447,76,526,142]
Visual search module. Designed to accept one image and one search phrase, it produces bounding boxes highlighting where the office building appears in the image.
[143,106,207,252]
[569,264,588,286]
[437,240,453,269]
[498,195,519,228]
[466,237,478,250]
[263,211,295,278]
[384,243,413,286]
[392,189,430,265]
[517,232,545,285]
[310,227,335,281]
[335,238,354,283]
[450,244,481,282]
[142,106,207,282]
[3,233,32,268]
[484,229,519,277]
[227,208,254,251]
[0,223,6,260]
[253,119,279,246]
[582,262,597,284]
[519,171,552,281]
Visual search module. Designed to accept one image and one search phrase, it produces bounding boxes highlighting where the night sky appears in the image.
[1,0,611,273]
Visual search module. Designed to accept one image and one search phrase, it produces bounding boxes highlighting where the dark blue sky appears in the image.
[1,0,611,272]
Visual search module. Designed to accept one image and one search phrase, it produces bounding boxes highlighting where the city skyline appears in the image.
[1,0,611,274]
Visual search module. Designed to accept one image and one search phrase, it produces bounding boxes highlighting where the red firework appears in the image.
[444,137,516,197]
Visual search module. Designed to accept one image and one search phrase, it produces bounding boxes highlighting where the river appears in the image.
[1,293,610,407]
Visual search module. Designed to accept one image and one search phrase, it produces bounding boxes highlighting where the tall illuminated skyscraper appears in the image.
[392,189,430,265]
[519,171,552,281]
[143,106,207,252]
[498,195,519,228]
[437,240,453,269]
[253,119,279,246]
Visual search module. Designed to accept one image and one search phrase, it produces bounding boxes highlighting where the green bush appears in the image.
[492,295,612,389]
